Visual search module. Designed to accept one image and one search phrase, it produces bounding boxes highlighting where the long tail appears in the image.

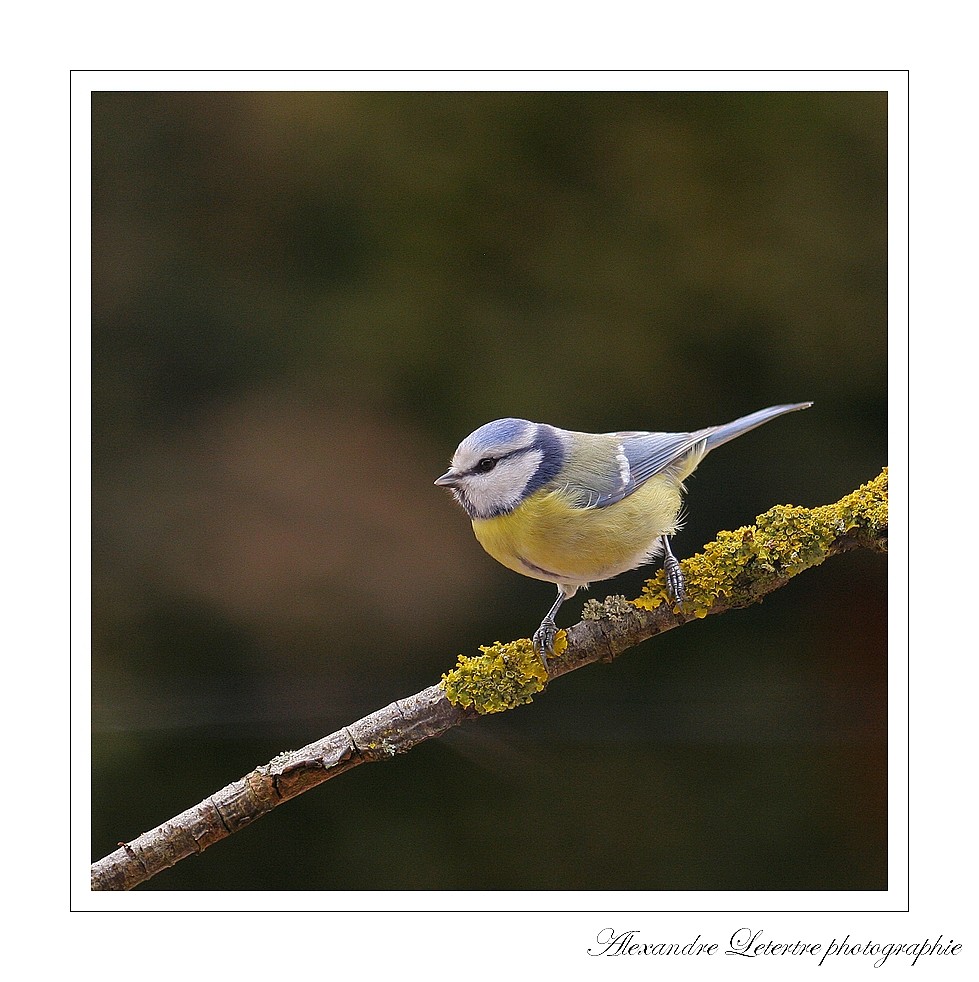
[702,402,813,454]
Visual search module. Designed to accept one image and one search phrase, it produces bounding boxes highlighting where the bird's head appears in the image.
[435,418,566,519]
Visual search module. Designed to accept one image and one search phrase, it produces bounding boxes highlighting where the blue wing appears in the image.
[581,430,709,508]
[550,428,708,509]
[559,403,811,509]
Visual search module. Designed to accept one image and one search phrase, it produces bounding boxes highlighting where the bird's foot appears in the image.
[664,553,686,607]
[532,618,557,672]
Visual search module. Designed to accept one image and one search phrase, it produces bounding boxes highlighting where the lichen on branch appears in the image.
[440,636,562,713]
[635,467,887,617]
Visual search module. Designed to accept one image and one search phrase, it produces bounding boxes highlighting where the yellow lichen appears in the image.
[634,468,887,617]
[440,634,566,714]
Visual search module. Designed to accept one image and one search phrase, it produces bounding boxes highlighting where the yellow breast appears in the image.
[471,476,683,588]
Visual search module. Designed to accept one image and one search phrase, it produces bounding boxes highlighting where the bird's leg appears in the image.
[533,585,574,669]
[662,536,686,607]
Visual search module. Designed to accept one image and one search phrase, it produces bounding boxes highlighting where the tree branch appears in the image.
[90,469,887,890]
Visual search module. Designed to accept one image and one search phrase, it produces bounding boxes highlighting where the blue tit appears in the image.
[435,402,812,663]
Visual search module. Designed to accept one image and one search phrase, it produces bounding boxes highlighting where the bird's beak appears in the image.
[434,469,460,487]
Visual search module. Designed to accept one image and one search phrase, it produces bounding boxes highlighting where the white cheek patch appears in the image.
[465,449,544,517]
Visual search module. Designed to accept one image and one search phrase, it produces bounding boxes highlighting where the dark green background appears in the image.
[91,90,887,891]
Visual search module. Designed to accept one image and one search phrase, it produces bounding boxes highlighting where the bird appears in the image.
[435,402,812,665]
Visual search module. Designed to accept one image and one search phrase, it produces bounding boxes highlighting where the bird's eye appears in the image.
[475,457,497,473]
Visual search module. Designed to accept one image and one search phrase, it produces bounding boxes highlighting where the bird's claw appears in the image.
[664,553,686,607]
[532,618,556,672]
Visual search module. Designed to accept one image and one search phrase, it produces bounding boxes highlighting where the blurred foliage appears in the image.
[91,90,887,892]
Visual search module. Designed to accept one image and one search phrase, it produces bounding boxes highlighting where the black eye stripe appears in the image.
[467,446,528,476]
